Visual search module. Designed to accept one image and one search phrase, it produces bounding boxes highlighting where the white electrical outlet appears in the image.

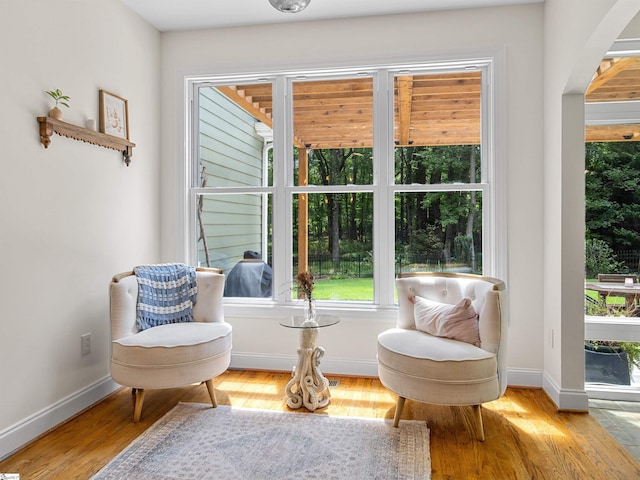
[81,333,91,356]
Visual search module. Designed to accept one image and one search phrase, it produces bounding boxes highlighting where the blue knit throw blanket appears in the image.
[134,263,197,331]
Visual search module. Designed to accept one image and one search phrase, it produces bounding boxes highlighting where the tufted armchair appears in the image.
[110,267,232,422]
[377,272,507,440]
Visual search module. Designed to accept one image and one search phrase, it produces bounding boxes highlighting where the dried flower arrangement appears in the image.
[296,270,316,320]
[296,270,314,300]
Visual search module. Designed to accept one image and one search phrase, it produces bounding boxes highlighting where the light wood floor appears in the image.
[2,369,639,479]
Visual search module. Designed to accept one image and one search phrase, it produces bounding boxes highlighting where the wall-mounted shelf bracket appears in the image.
[37,116,135,166]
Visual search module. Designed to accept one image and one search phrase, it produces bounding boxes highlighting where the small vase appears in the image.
[49,107,63,120]
[304,298,316,321]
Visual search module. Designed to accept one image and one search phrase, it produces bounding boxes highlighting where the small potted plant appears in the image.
[45,89,71,120]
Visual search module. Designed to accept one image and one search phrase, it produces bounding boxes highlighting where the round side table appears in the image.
[279,314,339,411]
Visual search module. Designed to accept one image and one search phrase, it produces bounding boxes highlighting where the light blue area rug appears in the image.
[92,403,430,479]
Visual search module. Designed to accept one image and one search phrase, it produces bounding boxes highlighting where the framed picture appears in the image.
[99,90,129,139]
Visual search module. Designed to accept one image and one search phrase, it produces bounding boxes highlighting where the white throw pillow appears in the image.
[413,295,480,346]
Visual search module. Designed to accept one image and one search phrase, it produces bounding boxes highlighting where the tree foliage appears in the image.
[395,145,481,269]
[585,238,626,278]
[586,142,640,252]
[296,144,482,272]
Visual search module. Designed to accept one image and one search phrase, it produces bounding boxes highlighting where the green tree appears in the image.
[396,145,481,265]
[297,147,373,259]
[585,142,640,251]
[585,238,625,278]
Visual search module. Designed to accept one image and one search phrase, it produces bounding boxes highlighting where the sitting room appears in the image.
[2,0,640,478]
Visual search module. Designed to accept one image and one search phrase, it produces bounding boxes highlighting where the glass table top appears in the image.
[279,314,340,329]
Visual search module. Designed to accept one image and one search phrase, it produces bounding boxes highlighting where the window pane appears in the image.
[196,193,273,298]
[198,83,273,188]
[394,71,481,184]
[293,192,373,302]
[292,77,374,186]
[395,145,481,184]
[395,191,482,275]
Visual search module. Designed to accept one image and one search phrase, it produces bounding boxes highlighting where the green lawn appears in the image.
[313,277,374,301]
[312,278,628,307]
[585,280,625,307]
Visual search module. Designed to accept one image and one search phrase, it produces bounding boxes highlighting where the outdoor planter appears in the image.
[585,342,631,385]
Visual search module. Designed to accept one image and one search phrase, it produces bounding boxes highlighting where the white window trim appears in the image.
[181,52,508,319]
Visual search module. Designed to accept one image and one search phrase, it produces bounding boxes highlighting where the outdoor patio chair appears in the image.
[109,266,232,422]
[377,272,507,441]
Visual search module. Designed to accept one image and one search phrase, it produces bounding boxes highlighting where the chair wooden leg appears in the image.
[472,404,485,441]
[133,389,145,423]
[205,379,217,408]
[393,396,406,427]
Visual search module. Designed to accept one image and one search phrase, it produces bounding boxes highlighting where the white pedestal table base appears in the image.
[285,323,331,411]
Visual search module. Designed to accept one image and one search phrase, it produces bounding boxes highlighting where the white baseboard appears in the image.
[230,352,379,377]
[542,372,589,411]
[506,368,543,388]
[511,368,590,411]
[232,353,549,386]
[0,376,120,461]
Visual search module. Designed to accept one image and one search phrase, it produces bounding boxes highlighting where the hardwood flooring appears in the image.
[1,369,639,479]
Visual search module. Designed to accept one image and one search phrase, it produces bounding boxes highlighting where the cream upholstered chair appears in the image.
[110,267,232,422]
[377,272,507,441]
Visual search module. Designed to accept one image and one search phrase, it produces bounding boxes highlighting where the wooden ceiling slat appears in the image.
[411,72,481,83]
[411,112,480,124]
[586,124,640,142]
[409,97,480,106]
[603,73,640,84]
[411,86,482,96]
[294,97,371,105]
[295,117,371,124]
[294,107,373,115]
[293,79,373,95]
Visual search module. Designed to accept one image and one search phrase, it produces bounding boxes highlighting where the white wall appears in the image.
[160,5,546,384]
[542,0,640,409]
[0,0,160,458]
[620,10,640,37]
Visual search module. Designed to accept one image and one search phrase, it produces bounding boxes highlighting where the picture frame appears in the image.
[99,90,129,139]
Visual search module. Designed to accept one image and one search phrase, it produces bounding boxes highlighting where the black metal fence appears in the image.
[294,254,373,278]
[617,250,640,274]
[293,252,482,278]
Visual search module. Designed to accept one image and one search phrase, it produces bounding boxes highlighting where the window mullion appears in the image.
[272,75,291,302]
[187,85,200,265]
[374,71,395,308]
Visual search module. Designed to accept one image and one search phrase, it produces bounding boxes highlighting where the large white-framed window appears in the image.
[186,58,502,313]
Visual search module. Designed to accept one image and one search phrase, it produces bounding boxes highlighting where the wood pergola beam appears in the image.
[397,76,413,146]
[586,124,640,142]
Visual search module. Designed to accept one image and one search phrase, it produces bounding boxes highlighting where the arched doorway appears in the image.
[543,0,640,410]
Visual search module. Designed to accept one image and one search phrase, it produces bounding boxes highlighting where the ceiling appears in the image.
[120,0,541,32]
